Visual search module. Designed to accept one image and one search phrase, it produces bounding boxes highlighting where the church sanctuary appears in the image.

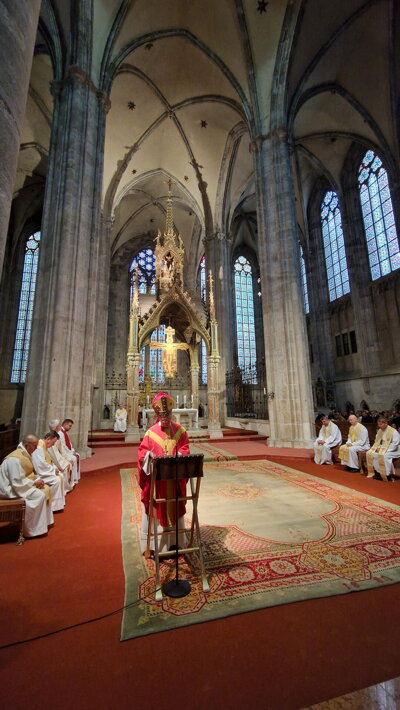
[2,1,400,708]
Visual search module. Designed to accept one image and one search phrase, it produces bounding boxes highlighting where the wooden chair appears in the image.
[146,453,209,601]
[0,499,25,544]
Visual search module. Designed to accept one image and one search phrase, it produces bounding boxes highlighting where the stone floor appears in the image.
[304,676,400,709]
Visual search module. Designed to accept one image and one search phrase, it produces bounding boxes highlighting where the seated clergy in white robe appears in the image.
[32,432,66,511]
[114,405,127,432]
[339,414,370,472]
[366,417,400,482]
[60,418,80,484]
[0,435,54,537]
[48,419,74,492]
[313,417,342,464]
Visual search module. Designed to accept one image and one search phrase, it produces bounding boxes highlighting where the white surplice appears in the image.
[369,428,400,478]
[0,456,53,537]
[340,423,370,469]
[114,408,127,432]
[313,421,342,464]
[59,428,80,483]
[32,444,65,512]
[48,440,74,492]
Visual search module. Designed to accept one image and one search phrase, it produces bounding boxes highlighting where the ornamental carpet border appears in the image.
[120,460,400,641]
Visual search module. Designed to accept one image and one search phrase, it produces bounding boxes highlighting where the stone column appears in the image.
[204,231,233,373]
[21,67,110,456]
[126,352,141,442]
[189,346,200,412]
[307,213,336,399]
[207,353,223,439]
[0,0,41,276]
[125,282,141,442]
[207,296,223,439]
[91,216,112,429]
[252,130,315,448]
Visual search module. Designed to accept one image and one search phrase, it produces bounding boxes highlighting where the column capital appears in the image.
[249,126,288,152]
[51,65,111,113]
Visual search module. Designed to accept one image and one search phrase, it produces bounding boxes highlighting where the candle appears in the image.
[184,394,187,406]
[146,395,150,406]
[191,394,194,406]
[176,395,179,406]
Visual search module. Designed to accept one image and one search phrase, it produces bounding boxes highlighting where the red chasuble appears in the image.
[137,420,190,526]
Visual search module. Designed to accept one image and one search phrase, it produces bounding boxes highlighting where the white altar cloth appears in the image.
[141,408,199,430]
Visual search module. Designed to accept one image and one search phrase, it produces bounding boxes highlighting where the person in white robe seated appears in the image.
[60,418,80,484]
[338,414,370,472]
[32,432,66,511]
[48,419,74,492]
[114,404,127,432]
[0,434,54,537]
[366,417,400,482]
[313,417,342,465]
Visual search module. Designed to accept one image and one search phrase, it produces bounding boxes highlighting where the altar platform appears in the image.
[83,427,313,476]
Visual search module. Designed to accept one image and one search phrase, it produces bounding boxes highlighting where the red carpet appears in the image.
[2,456,400,709]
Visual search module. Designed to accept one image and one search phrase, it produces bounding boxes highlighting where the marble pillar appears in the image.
[253,130,315,448]
[21,66,109,456]
[0,0,41,276]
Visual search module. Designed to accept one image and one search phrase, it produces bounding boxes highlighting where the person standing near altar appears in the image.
[313,416,342,464]
[137,392,190,553]
[366,417,400,481]
[0,434,54,537]
[339,414,370,472]
[114,403,127,432]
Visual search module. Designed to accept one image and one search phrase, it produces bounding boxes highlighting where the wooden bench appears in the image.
[0,499,25,544]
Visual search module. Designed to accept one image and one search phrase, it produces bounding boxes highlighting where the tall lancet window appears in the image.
[130,248,156,296]
[11,231,41,383]
[299,244,310,314]
[358,150,400,280]
[234,256,256,369]
[199,255,206,301]
[198,256,207,384]
[321,191,350,301]
[199,338,207,385]
[149,326,166,383]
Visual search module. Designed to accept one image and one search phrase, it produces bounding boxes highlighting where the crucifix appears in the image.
[150,325,189,378]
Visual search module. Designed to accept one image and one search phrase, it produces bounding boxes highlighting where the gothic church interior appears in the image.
[1,0,399,452]
[1,2,400,708]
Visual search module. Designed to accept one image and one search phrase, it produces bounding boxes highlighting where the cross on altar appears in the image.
[150,325,189,377]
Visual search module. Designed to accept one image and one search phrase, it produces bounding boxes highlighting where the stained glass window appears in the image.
[199,338,207,385]
[11,232,41,383]
[234,256,256,370]
[321,191,350,301]
[358,150,400,280]
[199,255,206,302]
[130,248,156,296]
[299,244,309,314]
[149,325,165,383]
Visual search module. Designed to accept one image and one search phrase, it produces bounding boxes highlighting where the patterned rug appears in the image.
[189,441,237,461]
[120,460,400,640]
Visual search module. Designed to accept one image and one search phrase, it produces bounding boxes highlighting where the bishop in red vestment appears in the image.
[137,392,190,553]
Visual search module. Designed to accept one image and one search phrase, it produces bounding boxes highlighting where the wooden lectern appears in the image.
[146,453,209,601]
